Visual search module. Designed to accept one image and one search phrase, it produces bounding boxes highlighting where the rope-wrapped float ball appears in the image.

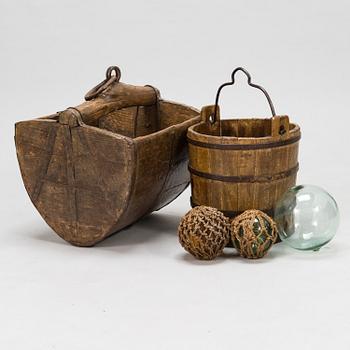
[178,206,230,260]
[231,210,277,259]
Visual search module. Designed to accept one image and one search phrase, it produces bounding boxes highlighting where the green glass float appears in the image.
[231,210,278,259]
[274,185,339,251]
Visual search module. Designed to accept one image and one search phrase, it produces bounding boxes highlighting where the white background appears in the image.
[1,0,350,349]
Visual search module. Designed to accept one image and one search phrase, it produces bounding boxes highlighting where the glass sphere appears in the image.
[274,185,339,251]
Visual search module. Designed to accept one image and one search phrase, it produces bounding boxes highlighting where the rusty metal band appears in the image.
[190,197,275,218]
[187,134,300,150]
[188,163,299,183]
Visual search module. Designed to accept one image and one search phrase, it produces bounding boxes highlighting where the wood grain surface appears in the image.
[187,104,301,217]
[15,68,200,246]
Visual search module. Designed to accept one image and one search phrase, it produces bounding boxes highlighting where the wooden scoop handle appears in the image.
[60,66,159,127]
[75,82,158,126]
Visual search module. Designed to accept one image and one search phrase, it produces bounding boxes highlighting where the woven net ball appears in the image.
[178,206,230,260]
[231,210,277,259]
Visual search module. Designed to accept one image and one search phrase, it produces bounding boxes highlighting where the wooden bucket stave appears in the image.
[15,67,200,246]
[187,68,301,218]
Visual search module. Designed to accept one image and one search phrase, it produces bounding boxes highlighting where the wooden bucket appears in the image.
[187,68,301,218]
[15,66,200,246]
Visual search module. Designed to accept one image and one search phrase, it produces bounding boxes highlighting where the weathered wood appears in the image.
[99,104,159,138]
[187,104,301,217]
[15,66,200,246]
[76,82,158,127]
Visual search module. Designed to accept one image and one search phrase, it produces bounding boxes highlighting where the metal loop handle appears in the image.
[85,66,121,101]
[211,67,276,124]
[106,66,121,81]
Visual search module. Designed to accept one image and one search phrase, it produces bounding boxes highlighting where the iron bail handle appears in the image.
[211,67,276,124]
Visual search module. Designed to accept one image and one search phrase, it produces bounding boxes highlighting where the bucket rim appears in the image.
[187,117,300,146]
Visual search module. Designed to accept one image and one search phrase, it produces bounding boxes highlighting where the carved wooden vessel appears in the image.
[187,68,301,217]
[15,66,200,246]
